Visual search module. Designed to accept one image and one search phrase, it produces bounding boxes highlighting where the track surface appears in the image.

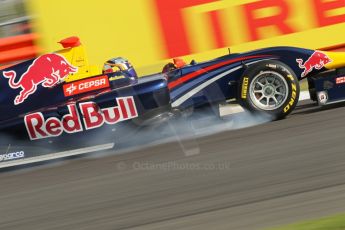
[1,101,345,230]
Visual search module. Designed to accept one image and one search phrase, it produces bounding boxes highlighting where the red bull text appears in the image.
[3,53,78,105]
[296,51,332,78]
[24,96,138,140]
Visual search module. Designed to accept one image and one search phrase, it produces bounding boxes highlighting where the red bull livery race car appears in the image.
[0,36,345,168]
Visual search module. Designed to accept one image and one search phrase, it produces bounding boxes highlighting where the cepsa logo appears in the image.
[24,97,138,140]
[153,0,345,58]
[63,75,110,97]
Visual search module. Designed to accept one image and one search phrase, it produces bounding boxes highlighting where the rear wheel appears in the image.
[238,60,299,120]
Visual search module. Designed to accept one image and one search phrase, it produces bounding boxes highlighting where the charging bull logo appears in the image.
[296,51,332,78]
[2,54,78,105]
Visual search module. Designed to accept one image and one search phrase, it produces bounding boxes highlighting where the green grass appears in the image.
[269,213,345,230]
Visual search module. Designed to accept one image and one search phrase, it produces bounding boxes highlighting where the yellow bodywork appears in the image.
[56,45,102,82]
[324,51,345,70]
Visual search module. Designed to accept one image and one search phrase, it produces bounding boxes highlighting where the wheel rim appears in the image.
[249,71,289,111]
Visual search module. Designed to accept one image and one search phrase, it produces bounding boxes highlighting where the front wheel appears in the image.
[238,60,300,120]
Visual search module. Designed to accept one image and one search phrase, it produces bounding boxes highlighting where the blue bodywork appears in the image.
[0,45,334,162]
[168,47,314,109]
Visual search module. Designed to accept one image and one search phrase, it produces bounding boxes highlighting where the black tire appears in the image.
[238,60,300,120]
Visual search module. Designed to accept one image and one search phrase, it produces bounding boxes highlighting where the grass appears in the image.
[269,213,345,230]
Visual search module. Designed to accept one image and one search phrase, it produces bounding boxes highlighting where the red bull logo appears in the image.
[24,97,138,140]
[3,53,78,105]
[296,51,332,78]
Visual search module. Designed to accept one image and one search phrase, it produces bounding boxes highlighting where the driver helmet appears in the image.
[103,57,137,78]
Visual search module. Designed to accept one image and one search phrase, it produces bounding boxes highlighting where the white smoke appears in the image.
[0,105,271,172]
[87,107,272,159]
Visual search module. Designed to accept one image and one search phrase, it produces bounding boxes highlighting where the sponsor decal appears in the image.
[267,64,277,69]
[24,96,138,140]
[154,0,345,58]
[2,53,78,105]
[296,51,332,78]
[336,76,345,85]
[287,75,294,81]
[0,151,25,162]
[63,75,109,97]
[318,91,328,105]
[241,77,249,99]
[283,76,297,113]
[109,75,125,81]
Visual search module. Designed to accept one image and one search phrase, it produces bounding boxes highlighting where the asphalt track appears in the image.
[1,100,345,230]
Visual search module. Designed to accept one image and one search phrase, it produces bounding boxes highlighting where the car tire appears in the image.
[238,60,300,120]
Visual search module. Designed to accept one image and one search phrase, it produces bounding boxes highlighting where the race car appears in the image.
[0,36,345,167]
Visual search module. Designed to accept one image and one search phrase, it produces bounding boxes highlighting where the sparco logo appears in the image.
[0,151,25,162]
